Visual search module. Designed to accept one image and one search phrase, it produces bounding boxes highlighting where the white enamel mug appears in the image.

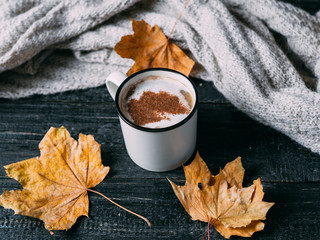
[106,68,198,172]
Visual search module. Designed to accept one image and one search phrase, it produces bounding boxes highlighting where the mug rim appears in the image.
[115,68,199,132]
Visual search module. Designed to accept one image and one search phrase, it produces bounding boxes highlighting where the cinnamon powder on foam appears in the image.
[127,90,191,126]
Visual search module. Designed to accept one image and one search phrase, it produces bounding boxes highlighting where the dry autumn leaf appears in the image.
[114,19,195,76]
[169,153,274,239]
[0,126,150,233]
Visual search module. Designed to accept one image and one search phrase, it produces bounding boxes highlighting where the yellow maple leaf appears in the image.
[169,153,274,239]
[0,127,150,232]
[114,19,195,76]
[0,127,109,231]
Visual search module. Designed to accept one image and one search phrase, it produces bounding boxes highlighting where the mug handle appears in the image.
[106,71,127,100]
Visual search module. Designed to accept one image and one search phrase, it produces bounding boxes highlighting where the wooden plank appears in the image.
[0,102,319,182]
[197,105,320,183]
[0,179,318,240]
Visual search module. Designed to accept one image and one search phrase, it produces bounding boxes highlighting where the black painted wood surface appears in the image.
[0,1,320,239]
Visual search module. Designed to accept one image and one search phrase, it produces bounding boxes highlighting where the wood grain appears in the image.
[0,81,319,239]
[0,81,318,182]
[0,178,318,239]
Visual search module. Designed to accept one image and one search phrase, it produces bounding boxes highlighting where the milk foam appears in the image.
[123,75,193,128]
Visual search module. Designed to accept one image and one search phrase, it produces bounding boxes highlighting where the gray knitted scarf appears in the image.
[1,0,320,155]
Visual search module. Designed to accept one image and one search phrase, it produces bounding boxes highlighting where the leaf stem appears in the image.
[87,188,152,226]
[201,223,212,240]
[167,0,191,41]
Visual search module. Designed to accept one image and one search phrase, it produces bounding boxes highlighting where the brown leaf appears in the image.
[114,19,195,76]
[219,156,244,188]
[0,127,109,231]
[213,220,265,239]
[169,152,274,239]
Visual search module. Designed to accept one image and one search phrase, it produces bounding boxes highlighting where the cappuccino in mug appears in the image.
[120,75,194,128]
[106,68,198,172]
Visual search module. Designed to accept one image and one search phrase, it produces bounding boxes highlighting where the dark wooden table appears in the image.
[0,1,319,239]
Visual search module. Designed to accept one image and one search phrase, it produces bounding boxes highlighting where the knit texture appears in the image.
[1,0,320,154]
